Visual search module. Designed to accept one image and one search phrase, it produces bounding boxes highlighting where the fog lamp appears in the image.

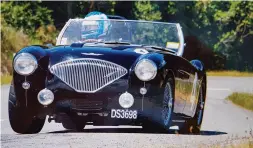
[140,87,147,95]
[37,88,54,106]
[119,92,134,109]
[22,82,30,90]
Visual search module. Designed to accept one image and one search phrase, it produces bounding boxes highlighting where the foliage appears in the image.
[1,1,53,35]
[1,17,29,75]
[35,24,57,44]
[1,75,12,85]
[1,1,57,45]
[226,92,253,111]
[213,1,253,70]
[163,1,253,71]
[134,1,161,21]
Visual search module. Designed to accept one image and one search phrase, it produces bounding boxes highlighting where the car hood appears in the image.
[48,45,148,69]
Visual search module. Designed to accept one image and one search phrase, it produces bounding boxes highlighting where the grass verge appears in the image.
[207,71,253,77]
[226,92,253,111]
[1,75,12,85]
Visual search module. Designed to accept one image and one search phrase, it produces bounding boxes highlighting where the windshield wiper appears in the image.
[142,45,176,53]
[102,41,131,45]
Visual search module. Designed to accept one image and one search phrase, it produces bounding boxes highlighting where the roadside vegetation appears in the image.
[207,71,253,77]
[1,2,57,75]
[1,75,12,85]
[226,92,253,111]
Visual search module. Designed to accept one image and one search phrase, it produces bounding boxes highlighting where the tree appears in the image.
[165,1,253,70]
[134,1,161,21]
[213,1,253,70]
[1,1,54,36]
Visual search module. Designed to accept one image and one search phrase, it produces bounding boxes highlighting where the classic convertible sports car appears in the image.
[9,14,207,134]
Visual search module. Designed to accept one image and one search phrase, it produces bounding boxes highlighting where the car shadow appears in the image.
[48,128,227,136]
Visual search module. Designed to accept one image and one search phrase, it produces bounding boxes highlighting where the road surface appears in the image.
[1,76,253,147]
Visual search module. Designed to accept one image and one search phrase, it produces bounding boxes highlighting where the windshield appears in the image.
[57,19,184,54]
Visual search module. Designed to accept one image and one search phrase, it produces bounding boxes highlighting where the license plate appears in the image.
[111,109,137,119]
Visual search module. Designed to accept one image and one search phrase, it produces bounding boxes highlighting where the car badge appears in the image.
[81,53,103,56]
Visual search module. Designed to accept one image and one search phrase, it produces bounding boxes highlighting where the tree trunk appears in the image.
[67,2,73,18]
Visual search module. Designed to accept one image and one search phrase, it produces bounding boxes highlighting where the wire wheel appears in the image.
[197,86,204,126]
[162,81,173,127]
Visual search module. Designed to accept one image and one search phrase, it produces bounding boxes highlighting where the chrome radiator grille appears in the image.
[50,58,128,93]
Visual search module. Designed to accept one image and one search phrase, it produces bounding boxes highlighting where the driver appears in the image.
[81,11,110,42]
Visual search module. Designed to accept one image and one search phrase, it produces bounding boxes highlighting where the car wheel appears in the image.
[180,82,205,134]
[161,77,174,131]
[142,77,174,132]
[8,95,45,134]
[62,118,85,131]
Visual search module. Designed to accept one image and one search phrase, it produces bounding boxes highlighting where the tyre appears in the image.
[161,78,175,131]
[179,82,205,134]
[8,93,45,134]
[142,77,175,132]
[62,118,85,131]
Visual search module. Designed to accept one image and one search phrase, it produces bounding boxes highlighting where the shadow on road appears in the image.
[48,128,227,136]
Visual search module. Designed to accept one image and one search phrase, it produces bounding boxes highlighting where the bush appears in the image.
[35,24,57,44]
[1,1,53,36]
[1,17,29,75]
[1,2,58,75]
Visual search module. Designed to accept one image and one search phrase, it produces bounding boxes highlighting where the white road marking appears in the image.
[208,88,231,91]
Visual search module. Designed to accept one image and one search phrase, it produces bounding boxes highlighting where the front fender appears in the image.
[12,46,49,107]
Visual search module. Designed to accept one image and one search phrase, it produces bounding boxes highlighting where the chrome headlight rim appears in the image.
[134,59,157,81]
[119,92,134,109]
[14,53,38,76]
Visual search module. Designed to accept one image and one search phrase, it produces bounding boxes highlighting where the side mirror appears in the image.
[190,60,204,71]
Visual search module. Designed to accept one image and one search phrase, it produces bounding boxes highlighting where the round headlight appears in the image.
[134,59,157,81]
[14,53,37,75]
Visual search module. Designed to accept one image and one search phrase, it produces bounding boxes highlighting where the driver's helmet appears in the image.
[81,11,110,40]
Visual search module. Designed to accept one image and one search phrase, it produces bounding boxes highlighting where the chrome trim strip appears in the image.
[14,53,38,76]
[176,24,185,57]
[8,100,15,107]
[50,58,128,93]
[56,19,71,45]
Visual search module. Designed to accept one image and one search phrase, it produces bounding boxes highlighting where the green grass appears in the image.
[207,71,253,77]
[1,75,12,85]
[226,92,253,111]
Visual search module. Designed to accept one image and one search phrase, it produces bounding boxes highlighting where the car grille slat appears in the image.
[50,58,128,93]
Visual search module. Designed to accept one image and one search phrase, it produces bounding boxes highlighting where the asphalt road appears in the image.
[1,76,253,148]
